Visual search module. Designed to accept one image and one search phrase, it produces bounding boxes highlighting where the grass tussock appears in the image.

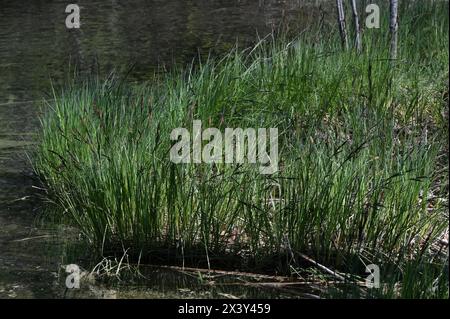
[35,1,449,298]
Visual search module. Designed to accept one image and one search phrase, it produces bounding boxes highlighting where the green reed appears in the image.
[35,1,448,298]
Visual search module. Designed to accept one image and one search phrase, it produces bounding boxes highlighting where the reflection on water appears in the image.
[0,0,330,298]
[0,0,328,101]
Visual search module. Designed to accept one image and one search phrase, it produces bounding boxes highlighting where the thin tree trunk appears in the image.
[389,0,399,59]
[350,0,362,53]
[336,0,348,50]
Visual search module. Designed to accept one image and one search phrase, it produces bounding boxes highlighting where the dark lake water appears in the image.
[0,0,331,298]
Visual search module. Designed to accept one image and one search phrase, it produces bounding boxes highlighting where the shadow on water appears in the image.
[0,0,333,298]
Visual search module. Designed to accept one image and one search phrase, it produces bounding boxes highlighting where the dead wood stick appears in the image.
[10,235,54,242]
[139,264,292,282]
[298,253,346,281]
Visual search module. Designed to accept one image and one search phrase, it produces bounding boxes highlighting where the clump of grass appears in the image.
[35,1,448,297]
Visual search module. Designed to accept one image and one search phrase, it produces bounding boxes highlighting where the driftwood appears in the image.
[10,235,54,242]
[143,264,293,282]
[220,281,342,287]
[141,252,347,283]
[298,252,346,281]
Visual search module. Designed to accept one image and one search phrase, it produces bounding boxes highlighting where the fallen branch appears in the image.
[298,253,346,281]
[140,264,292,282]
[10,235,54,242]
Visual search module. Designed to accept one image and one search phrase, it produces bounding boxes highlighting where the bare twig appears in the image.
[141,264,293,282]
[10,235,54,242]
[298,253,346,281]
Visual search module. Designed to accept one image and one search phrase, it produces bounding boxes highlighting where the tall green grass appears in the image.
[35,1,448,297]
